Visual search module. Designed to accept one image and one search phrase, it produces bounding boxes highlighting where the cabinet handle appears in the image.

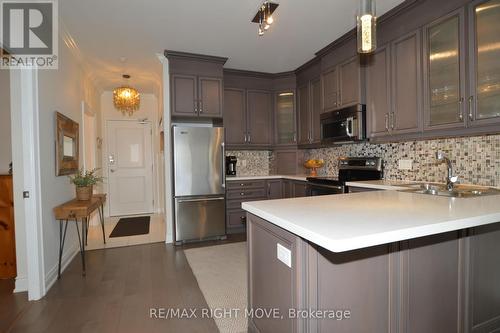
[248,133,251,143]
[458,97,464,121]
[293,132,297,143]
[199,100,203,113]
[244,134,247,143]
[240,216,247,224]
[385,113,389,131]
[468,96,474,121]
[390,112,395,130]
[194,100,198,113]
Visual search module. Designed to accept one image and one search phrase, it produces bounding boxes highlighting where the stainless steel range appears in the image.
[306,157,383,196]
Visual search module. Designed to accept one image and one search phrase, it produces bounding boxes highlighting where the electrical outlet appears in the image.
[398,159,413,170]
[277,243,292,268]
[240,159,247,167]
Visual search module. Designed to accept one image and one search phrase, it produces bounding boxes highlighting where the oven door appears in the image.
[307,183,344,196]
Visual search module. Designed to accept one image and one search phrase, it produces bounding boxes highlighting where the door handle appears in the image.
[468,96,474,121]
[177,197,225,203]
[221,142,226,188]
[458,97,464,121]
[346,117,354,137]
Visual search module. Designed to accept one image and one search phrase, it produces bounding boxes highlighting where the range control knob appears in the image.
[370,161,376,166]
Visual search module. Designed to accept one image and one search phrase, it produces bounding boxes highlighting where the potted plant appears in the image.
[69,168,104,201]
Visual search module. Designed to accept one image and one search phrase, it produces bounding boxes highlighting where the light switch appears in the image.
[277,243,292,268]
[398,159,413,170]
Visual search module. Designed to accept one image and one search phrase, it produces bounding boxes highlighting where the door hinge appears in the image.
[23,191,30,199]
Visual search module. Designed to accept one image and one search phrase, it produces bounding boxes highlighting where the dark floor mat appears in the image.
[109,216,150,237]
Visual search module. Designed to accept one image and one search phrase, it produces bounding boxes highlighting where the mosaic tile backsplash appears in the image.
[226,150,272,176]
[306,134,500,187]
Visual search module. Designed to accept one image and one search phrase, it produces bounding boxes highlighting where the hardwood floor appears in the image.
[4,234,246,333]
[0,279,29,333]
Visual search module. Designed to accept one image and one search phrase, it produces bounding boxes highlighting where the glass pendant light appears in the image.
[258,10,265,36]
[357,0,377,54]
[266,1,274,25]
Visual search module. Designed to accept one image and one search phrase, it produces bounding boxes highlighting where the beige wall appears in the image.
[0,69,11,174]
[37,37,101,289]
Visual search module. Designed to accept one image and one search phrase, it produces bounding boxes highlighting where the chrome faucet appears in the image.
[436,152,458,191]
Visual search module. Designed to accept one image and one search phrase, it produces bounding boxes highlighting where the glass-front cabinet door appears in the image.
[470,0,500,125]
[275,91,296,145]
[424,9,466,130]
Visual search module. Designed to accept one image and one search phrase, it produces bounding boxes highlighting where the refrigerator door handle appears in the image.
[177,197,225,203]
[221,142,226,188]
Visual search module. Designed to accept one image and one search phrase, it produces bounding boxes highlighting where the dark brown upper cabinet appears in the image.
[366,45,392,139]
[223,88,273,148]
[247,90,273,146]
[297,78,321,146]
[274,91,297,146]
[171,74,198,116]
[224,88,246,145]
[423,9,467,131]
[165,51,227,119]
[391,30,423,135]
[339,56,363,107]
[311,78,322,144]
[321,55,364,113]
[171,75,223,118]
[366,30,423,139]
[297,84,311,145]
[322,66,339,111]
[198,77,223,118]
[468,0,500,128]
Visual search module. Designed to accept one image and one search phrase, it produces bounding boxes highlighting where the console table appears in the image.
[53,194,106,278]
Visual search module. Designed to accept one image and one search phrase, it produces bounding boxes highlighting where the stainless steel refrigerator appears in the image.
[173,126,226,243]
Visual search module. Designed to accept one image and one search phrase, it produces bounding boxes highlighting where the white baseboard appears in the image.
[14,276,28,293]
[44,243,79,292]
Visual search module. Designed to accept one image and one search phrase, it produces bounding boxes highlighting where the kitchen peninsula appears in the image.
[243,188,500,333]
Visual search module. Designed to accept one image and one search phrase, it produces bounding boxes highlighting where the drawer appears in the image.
[227,188,267,200]
[227,210,247,227]
[226,180,267,190]
[226,197,266,210]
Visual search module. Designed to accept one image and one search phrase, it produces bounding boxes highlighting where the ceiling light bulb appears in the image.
[267,15,274,24]
[264,23,270,30]
[259,26,264,36]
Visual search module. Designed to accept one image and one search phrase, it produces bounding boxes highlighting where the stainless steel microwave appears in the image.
[320,104,366,144]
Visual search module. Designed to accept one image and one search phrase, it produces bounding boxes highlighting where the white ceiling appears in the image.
[60,0,404,93]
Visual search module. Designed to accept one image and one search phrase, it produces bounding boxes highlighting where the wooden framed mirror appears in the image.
[55,112,79,176]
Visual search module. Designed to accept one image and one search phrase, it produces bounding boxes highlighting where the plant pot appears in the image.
[76,185,93,201]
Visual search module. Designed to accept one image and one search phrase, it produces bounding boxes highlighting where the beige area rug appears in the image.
[184,242,248,333]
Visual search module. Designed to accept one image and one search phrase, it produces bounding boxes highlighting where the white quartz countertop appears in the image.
[227,175,308,182]
[242,191,500,253]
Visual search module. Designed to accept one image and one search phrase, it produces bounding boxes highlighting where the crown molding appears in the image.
[164,50,228,65]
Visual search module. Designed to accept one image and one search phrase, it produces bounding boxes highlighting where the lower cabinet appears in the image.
[247,213,500,333]
[226,179,308,233]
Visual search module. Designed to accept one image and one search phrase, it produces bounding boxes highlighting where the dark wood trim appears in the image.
[164,50,228,64]
[223,68,275,79]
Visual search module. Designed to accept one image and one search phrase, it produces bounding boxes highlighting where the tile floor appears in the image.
[85,213,166,251]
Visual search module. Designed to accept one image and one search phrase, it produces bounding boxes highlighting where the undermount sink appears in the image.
[399,183,500,198]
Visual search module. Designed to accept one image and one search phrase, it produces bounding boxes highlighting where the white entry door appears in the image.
[107,120,154,216]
